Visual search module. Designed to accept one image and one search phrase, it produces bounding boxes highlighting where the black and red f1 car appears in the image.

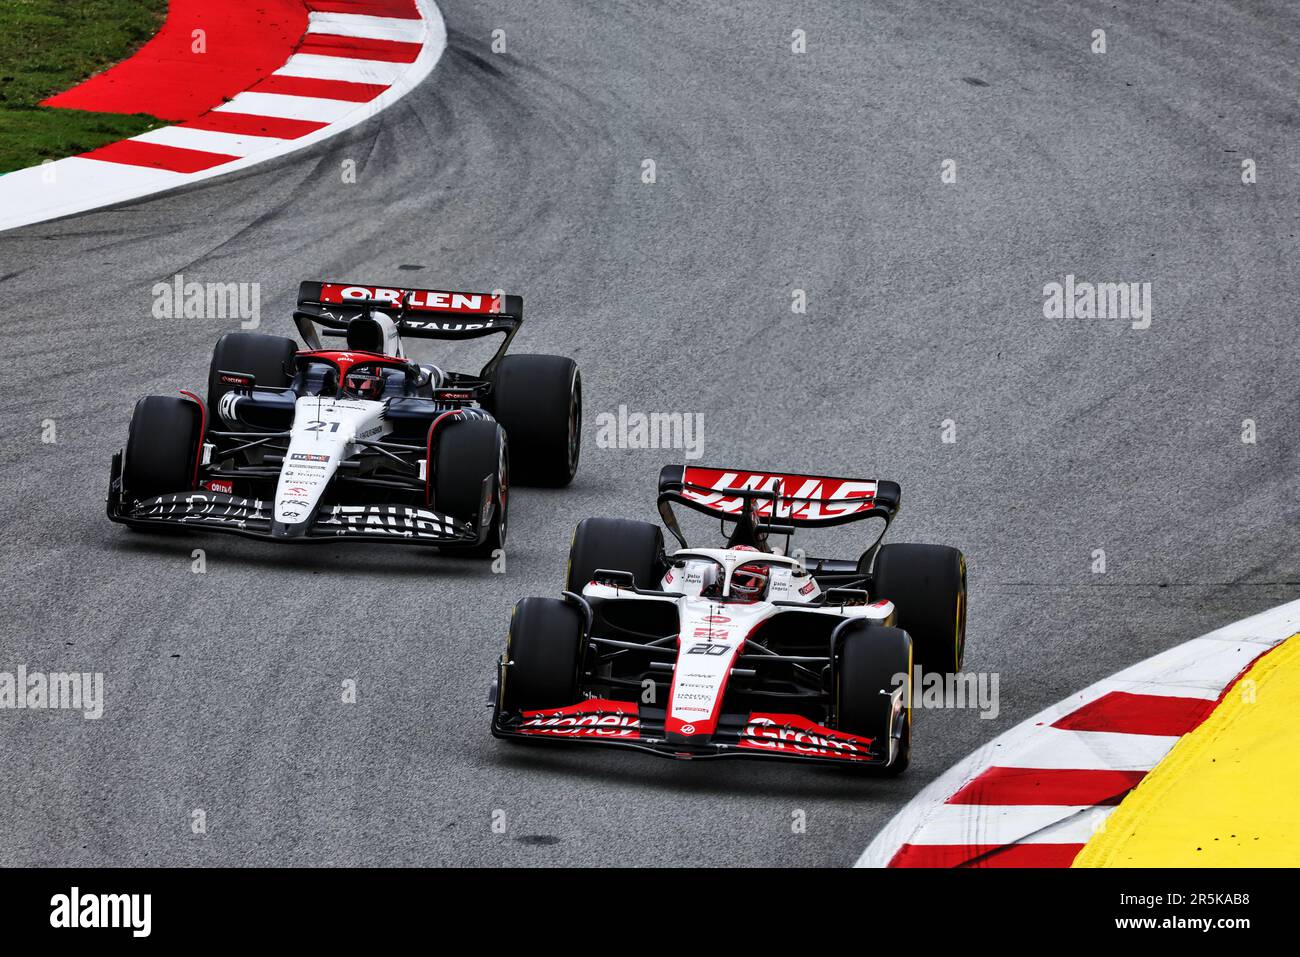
[490,465,967,771]
[108,281,581,555]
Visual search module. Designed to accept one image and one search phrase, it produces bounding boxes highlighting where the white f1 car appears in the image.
[490,465,967,771]
[108,281,581,556]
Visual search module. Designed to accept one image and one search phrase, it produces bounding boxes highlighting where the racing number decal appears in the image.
[305,420,341,433]
[687,643,730,656]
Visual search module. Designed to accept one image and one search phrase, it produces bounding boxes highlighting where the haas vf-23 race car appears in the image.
[491,466,967,771]
[108,282,581,555]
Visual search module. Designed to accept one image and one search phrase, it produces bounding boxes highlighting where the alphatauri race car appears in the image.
[108,282,582,555]
[490,466,967,770]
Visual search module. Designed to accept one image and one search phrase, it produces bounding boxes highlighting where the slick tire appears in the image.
[486,354,581,487]
[871,543,967,676]
[835,622,912,775]
[501,597,586,712]
[122,395,202,500]
[565,517,664,593]
[434,418,508,558]
[206,332,298,412]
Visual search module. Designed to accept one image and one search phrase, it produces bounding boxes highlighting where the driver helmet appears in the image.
[729,545,770,603]
[343,368,386,399]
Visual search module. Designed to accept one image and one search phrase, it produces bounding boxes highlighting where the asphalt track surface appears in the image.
[1,0,1298,867]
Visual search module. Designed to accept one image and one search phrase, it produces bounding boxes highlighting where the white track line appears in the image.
[990,728,1180,771]
[307,12,426,43]
[900,803,1111,847]
[213,91,362,123]
[273,53,408,86]
[130,126,287,158]
[0,159,188,229]
[856,596,1300,867]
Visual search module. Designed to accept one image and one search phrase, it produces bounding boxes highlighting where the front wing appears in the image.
[490,681,896,768]
[107,457,481,547]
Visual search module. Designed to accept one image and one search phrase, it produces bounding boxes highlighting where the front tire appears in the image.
[122,396,202,500]
[500,597,586,712]
[835,622,912,774]
[433,418,508,558]
[565,517,664,593]
[487,354,581,487]
[872,543,967,676]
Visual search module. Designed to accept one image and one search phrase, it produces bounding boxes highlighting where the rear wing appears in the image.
[293,281,523,372]
[656,464,901,549]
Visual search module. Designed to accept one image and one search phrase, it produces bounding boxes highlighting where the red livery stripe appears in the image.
[81,140,239,173]
[297,34,422,63]
[180,112,329,139]
[251,74,388,102]
[309,0,420,18]
[1051,691,1215,737]
[42,0,310,122]
[946,766,1146,806]
[889,842,1086,868]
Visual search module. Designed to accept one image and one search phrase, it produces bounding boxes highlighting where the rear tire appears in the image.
[206,332,297,412]
[500,597,586,712]
[836,623,912,775]
[565,517,664,593]
[872,543,967,676]
[122,396,201,499]
[433,418,507,558]
[487,354,581,487]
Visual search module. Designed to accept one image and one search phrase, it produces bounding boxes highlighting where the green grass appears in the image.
[0,0,168,173]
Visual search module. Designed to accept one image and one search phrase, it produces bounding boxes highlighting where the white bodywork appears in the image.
[274,396,395,527]
[583,547,894,741]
